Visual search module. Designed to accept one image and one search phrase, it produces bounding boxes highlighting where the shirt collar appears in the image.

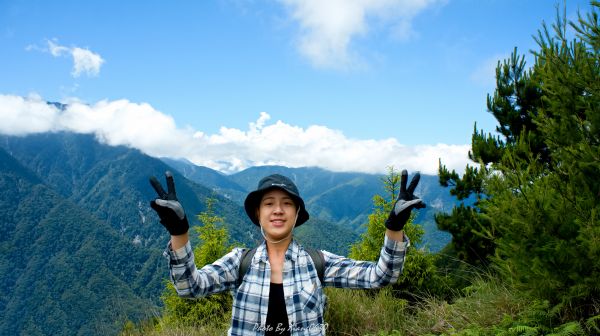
[256,239,301,263]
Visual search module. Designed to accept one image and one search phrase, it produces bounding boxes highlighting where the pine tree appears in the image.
[435,45,543,266]
[486,3,600,320]
[350,167,448,299]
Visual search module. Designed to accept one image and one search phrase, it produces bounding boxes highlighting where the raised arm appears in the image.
[323,169,425,288]
[149,171,238,297]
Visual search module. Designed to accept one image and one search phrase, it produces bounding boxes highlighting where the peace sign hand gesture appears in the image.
[385,169,426,231]
[149,171,189,236]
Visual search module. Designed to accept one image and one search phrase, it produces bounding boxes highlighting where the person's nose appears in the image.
[273,203,284,215]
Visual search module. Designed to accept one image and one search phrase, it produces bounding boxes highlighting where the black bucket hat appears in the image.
[244,174,309,227]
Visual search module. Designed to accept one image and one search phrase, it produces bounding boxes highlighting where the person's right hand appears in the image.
[384,169,426,231]
[149,171,189,236]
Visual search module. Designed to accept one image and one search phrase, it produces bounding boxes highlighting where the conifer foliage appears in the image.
[439,1,600,322]
[488,3,600,320]
[435,46,546,265]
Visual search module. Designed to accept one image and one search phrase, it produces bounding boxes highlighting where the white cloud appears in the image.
[29,39,105,77]
[70,46,105,77]
[0,94,470,175]
[0,94,60,135]
[278,0,444,69]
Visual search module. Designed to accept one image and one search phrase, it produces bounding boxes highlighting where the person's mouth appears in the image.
[271,219,286,227]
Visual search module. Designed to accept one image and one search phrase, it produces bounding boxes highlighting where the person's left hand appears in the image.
[385,169,426,231]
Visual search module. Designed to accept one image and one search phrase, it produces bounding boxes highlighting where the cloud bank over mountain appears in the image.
[0,94,469,174]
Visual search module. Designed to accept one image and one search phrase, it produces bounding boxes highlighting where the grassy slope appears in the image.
[121,274,537,336]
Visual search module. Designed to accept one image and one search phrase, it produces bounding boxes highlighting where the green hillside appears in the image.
[0,134,258,335]
[0,147,157,335]
[0,133,371,334]
[0,133,255,249]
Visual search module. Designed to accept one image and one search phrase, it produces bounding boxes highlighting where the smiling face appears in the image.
[256,188,298,241]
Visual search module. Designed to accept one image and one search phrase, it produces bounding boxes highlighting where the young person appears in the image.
[149,171,425,336]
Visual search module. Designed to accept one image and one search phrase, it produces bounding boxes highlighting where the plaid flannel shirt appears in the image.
[165,234,409,336]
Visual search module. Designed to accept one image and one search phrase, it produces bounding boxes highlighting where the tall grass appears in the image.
[324,275,531,336]
[122,275,555,336]
[400,277,530,335]
[324,287,408,335]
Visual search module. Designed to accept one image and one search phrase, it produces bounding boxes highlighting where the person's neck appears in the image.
[266,237,292,257]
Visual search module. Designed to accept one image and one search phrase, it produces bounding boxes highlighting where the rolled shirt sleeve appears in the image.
[322,233,410,288]
[164,241,243,298]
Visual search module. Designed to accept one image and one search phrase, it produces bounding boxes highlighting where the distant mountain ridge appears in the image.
[160,157,248,201]
[1,133,254,245]
[0,131,453,335]
[163,159,454,251]
[0,133,258,335]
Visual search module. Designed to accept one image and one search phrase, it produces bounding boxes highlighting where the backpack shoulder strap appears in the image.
[237,246,325,287]
[305,247,325,284]
[237,246,258,287]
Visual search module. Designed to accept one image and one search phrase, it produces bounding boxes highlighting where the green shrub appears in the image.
[350,167,453,300]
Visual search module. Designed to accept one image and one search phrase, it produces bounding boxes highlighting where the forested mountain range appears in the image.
[0,144,156,335]
[0,133,256,335]
[162,158,454,250]
[0,132,453,335]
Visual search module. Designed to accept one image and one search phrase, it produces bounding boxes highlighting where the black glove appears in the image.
[385,169,426,231]
[149,171,189,236]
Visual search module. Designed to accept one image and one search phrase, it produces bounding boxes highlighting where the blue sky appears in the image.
[0,0,594,174]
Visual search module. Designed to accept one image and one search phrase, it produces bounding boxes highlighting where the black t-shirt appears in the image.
[265,282,290,336]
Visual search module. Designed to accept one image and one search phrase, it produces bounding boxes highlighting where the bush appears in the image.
[350,167,453,300]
